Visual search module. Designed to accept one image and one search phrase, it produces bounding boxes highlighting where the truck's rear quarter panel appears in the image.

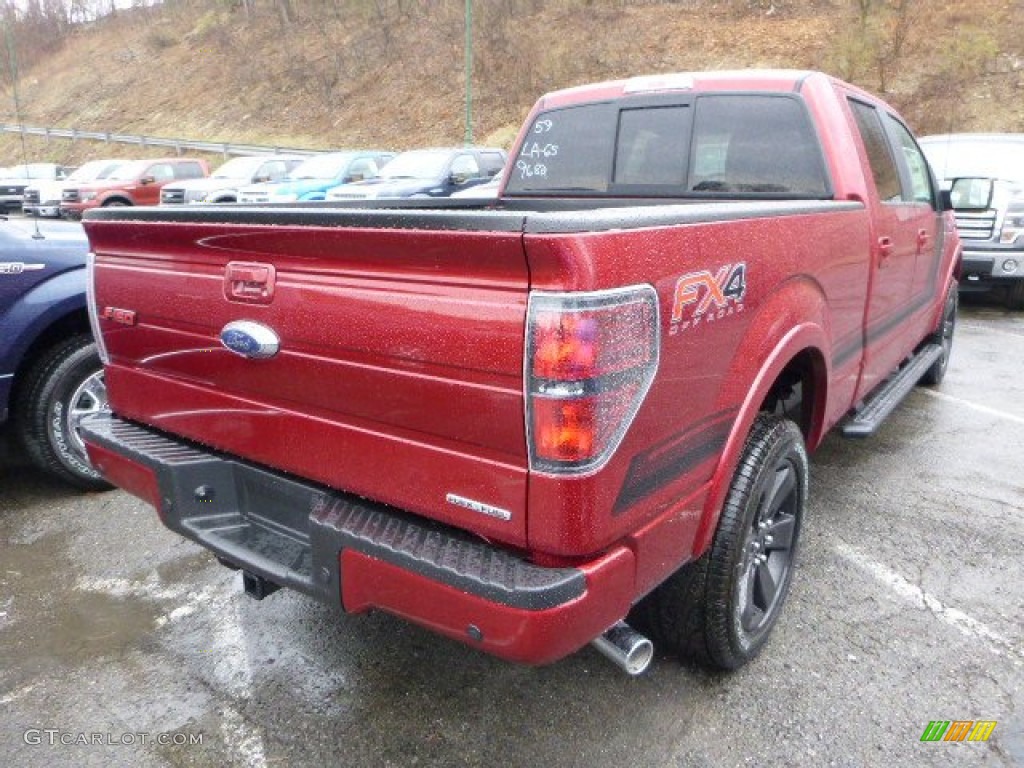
[522,203,870,567]
[86,216,533,546]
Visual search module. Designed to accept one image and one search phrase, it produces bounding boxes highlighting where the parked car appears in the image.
[0,217,110,489]
[920,133,1024,308]
[237,152,394,203]
[23,159,126,218]
[60,158,210,218]
[0,164,74,211]
[326,147,506,200]
[160,155,304,205]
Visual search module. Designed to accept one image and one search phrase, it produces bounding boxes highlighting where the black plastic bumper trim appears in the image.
[80,415,585,611]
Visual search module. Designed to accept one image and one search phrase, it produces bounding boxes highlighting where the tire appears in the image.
[920,284,957,387]
[635,414,807,670]
[14,335,113,491]
[1007,281,1024,311]
[102,199,131,207]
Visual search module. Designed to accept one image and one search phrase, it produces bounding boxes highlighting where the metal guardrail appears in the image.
[0,123,323,157]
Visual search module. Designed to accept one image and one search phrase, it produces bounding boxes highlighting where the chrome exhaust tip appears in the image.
[591,620,654,676]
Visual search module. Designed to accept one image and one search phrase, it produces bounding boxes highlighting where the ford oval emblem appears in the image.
[220,320,280,359]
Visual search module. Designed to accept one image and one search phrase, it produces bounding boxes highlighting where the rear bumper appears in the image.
[81,414,636,665]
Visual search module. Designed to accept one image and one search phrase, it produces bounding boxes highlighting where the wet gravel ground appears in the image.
[1,298,1022,767]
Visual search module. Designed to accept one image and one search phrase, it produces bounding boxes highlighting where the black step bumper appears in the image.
[80,415,636,664]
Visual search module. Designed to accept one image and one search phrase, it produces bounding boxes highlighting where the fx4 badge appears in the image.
[670,262,747,336]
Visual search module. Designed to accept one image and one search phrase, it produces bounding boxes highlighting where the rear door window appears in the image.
[174,162,205,180]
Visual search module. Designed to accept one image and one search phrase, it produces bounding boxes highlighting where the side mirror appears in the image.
[449,172,469,186]
[252,174,270,184]
[948,177,994,211]
[139,175,156,186]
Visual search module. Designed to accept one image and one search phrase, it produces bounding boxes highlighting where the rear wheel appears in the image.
[15,335,113,491]
[635,414,807,670]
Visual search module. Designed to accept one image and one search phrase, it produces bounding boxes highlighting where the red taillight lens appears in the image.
[532,397,598,462]
[531,313,600,380]
[531,302,656,381]
[526,286,659,475]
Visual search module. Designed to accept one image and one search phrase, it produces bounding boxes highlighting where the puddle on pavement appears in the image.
[0,532,164,679]
[40,589,163,661]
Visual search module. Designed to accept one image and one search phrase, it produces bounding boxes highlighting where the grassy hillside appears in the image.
[0,0,1021,167]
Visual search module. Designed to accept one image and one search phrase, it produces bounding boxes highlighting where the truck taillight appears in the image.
[526,286,659,474]
[85,252,110,365]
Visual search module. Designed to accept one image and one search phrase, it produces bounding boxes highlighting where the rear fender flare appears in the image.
[693,278,831,557]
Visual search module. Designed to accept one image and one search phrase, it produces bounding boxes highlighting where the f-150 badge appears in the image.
[670,262,747,336]
[0,262,45,275]
[219,320,280,359]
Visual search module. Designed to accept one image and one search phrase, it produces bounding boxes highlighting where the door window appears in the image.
[147,164,175,183]
[346,158,378,181]
[259,161,288,181]
[848,100,902,203]
[888,118,934,205]
[450,155,480,181]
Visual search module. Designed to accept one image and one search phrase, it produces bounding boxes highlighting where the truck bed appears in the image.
[84,197,864,555]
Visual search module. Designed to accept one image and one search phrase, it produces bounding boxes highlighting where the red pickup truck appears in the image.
[80,70,960,675]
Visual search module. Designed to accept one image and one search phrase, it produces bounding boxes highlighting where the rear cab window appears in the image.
[504,93,831,198]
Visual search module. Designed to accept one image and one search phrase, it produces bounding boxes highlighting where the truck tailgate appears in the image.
[84,209,531,546]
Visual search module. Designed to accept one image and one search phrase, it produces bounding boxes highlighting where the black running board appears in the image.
[841,344,943,438]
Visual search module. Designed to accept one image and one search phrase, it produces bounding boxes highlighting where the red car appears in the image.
[61,158,209,218]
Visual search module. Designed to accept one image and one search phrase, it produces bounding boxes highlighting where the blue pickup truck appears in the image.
[0,217,110,489]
